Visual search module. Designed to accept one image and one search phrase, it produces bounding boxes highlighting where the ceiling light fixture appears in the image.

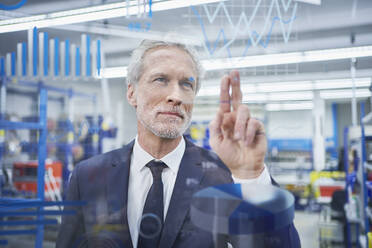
[256,81,313,92]
[196,77,371,97]
[266,102,314,111]
[242,94,267,103]
[240,91,314,103]
[320,89,371,99]
[268,91,314,101]
[0,0,223,33]
[314,78,371,90]
[100,46,372,79]
[99,66,127,79]
[295,0,321,5]
[202,45,372,71]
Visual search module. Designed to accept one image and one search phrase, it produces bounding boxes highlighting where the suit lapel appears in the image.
[106,140,134,248]
[159,139,205,248]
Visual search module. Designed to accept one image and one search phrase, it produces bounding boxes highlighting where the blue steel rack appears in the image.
[344,126,360,248]
[359,103,372,248]
[0,76,48,247]
[0,76,94,247]
[1,76,98,193]
[344,103,371,248]
[0,25,101,247]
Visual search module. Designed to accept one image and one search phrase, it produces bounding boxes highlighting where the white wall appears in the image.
[267,110,313,139]
[6,93,35,117]
[265,102,341,141]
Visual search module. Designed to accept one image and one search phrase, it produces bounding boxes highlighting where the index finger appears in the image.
[230,70,242,111]
[219,74,231,113]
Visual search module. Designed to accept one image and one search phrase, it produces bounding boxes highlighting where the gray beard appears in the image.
[138,114,192,139]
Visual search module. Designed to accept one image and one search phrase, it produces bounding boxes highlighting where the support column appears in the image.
[313,91,326,171]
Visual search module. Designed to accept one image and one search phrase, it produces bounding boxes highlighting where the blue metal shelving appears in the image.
[360,105,370,248]
[344,102,371,248]
[0,77,92,247]
[0,77,48,247]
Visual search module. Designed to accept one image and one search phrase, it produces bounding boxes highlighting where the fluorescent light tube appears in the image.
[195,77,371,97]
[295,0,321,5]
[202,46,372,71]
[198,91,314,103]
[242,94,267,103]
[266,102,314,111]
[240,84,257,94]
[152,0,225,11]
[265,104,281,111]
[0,0,223,33]
[255,77,370,93]
[99,66,127,79]
[320,89,371,99]
[268,91,314,101]
[198,86,371,102]
[197,87,220,97]
[198,84,256,97]
[314,78,371,90]
[257,81,313,92]
[100,45,372,79]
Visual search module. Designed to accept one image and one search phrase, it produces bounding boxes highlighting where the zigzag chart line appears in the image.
[191,0,298,57]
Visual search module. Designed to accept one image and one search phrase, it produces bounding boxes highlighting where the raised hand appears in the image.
[209,70,267,179]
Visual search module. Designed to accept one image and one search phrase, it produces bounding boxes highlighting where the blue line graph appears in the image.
[191,0,298,58]
[0,0,27,10]
[242,15,296,56]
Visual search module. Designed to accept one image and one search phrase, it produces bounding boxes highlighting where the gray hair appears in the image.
[127,39,204,93]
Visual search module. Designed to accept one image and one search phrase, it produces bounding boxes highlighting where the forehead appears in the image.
[142,46,197,75]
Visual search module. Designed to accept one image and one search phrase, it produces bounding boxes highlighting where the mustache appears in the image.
[156,106,187,118]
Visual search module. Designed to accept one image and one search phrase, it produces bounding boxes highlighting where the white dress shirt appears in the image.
[127,136,271,247]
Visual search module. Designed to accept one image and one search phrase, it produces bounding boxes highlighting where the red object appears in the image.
[319,185,344,197]
[13,161,62,198]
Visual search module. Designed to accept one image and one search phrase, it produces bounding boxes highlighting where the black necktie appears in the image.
[137,160,167,248]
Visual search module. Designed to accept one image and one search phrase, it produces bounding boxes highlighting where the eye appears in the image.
[154,77,166,82]
[181,81,194,90]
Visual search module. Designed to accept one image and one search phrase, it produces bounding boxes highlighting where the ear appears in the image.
[127,83,137,107]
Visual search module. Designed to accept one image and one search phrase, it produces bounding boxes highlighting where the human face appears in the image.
[127,47,197,139]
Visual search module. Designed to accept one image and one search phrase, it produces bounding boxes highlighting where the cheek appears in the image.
[138,91,163,110]
[184,103,193,114]
[185,94,195,111]
[137,88,154,104]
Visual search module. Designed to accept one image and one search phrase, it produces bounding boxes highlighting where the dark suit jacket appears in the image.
[56,138,301,248]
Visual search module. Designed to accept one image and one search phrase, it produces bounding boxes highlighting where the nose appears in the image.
[165,83,183,106]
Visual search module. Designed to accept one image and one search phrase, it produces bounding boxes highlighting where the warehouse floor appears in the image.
[294,211,319,248]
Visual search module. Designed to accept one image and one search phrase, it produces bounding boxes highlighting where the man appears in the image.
[56,40,300,248]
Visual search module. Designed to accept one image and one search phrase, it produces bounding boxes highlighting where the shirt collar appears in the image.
[132,136,186,174]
